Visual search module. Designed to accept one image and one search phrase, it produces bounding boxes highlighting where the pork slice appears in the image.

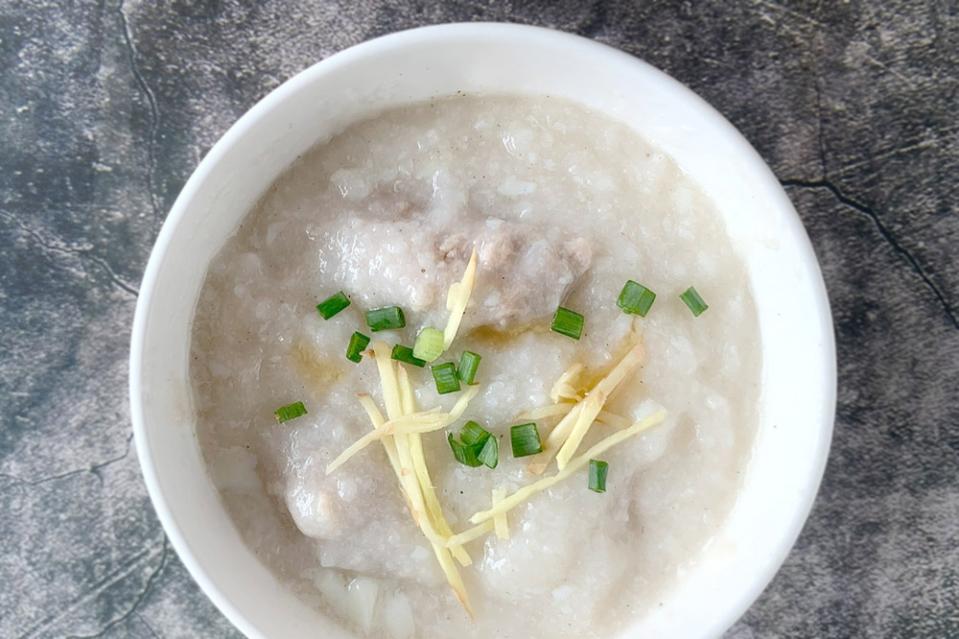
[462,218,592,331]
[322,215,591,330]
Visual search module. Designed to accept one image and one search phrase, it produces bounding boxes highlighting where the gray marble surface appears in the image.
[1,1,956,637]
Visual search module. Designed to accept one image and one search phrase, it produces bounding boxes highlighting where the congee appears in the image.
[191,94,760,638]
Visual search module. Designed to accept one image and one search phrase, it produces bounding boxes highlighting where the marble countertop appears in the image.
[1,1,956,637]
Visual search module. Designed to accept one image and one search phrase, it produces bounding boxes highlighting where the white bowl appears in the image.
[130,23,835,639]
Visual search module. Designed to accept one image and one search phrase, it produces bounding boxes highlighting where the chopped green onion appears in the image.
[366,306,406,332]
[510,422,543,457]
[460,420,491,446]
[457,351,481,385]
[448,422,498,469]
[345,331,370,363]
[274,401,307,423]
[448,433,483,467]
[617,280,656,317]
[551,306,584,340]
[588,459,608,493]
[431,362,461,395]
[679,286,709,316]
[316,291,350,319]
[391,344,426,368]
[413,327,444,362]
[477,435,499,469]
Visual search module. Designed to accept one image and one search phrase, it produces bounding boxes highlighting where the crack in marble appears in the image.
[781,177,959,330]
[136,612,162,639]
[778,11,957,332]
[16,535,166,639]
[0,211,139,298]
[116,0,163,234]
[63,536,170,639]
[85,252,140,298]
[0,433,134,489]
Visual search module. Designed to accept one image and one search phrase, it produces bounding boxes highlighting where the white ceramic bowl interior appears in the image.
[130,23,835,639]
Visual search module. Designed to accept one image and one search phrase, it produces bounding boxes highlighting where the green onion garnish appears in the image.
[551,306,584,340]
[460,420,491,446]
[588,459,608,493]
[448,433,483,467]
[413,327,444,362]
[274,401,307,423]
[510,422,543,457]
[617,280,656,317]
[448,421,498,469]
[457,351,481,385]
[366,306,406,332]
[477,435,499,469]
[316,291,350,319]
[391,344,426,368]
[431,362,460,395]
[345,331,370,363]
[679,286,709,316]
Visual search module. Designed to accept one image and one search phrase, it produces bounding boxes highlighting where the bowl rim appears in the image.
[130,21,836,639]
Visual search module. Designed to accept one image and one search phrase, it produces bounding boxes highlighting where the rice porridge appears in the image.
[190,94,761,638]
